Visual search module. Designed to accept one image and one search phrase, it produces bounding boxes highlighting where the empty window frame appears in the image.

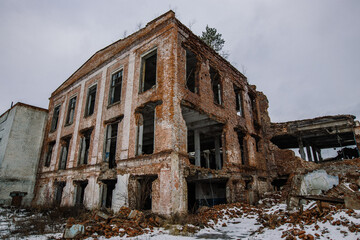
[59,137,71,170]
[44,141,55,167]
[50,105,61,132]
[85,85,97,117]
[139,50,157,93]
[101,180,117,208]
[135,109,155,156]
[210,66,222,105]
[104,122,118,169]
[237,132,247,165]
[78,129,92,165]
[185,48,198,93]
[109,70,123,105]
[74,181,88,206]
[54,181,65,206]
[234,85,244,117]
[65,96,77,125]
[249,94,257,119]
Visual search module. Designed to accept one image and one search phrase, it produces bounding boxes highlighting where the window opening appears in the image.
[50,105,60,132]
[101,180,117,208]
[78,129,92,165]
[185,48,198,93]
[85,85,97,117]
[210,66,222,105]
[135,107,155,156]
[139,50,157,93]
[237,132,247,165]
[59,136,71,170]
[234,85,244,117]
[54,181,65,206]
[109,70,123,105]
[75,181,88,206]
[104,123,118,169]
[65,96,77,125]
[44,141,55,167]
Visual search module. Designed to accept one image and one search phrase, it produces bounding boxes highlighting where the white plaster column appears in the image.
[112,174,130,212]
[194,130,201,166]
[120,52,135,159]
[84,176,100,209]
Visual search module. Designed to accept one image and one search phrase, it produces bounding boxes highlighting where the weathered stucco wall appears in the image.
[0,104,47,206]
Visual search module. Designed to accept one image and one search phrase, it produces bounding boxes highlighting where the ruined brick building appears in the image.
[32,11,360,215]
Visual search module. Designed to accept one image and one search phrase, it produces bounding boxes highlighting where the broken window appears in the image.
[185,48,198,93]
[101,180,117,208]
[135,106,155,156]
[210,66,222,105]
[109,70,123,105]
[85,85,97,117]
[74,181,88,206]
[78,129,92,165]
[234,85,244,117]
[237,132,247,165]
[44,141,55,167]
[104,122,118,169]
[139,49,157,93]
[249,94,258,123]
[65,96,77,125]
[59,136,71,170]
[253,135,260,152]
[50,105,60,132]
[54,181,65,206]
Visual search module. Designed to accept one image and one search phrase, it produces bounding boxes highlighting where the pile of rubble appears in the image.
[64,207,164,239]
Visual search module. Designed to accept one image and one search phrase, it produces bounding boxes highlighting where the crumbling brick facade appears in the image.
[33,11,359,216]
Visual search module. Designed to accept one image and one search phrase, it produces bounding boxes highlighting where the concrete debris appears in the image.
[63,224,85,239]
[300,170,339,195]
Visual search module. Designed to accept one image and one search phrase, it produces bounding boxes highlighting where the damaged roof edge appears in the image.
[272,114,356,126]
[51,10,248,99]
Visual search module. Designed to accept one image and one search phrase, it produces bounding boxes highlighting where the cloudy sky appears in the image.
[0,0,359,122]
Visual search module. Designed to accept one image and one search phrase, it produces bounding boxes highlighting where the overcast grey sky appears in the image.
[0,0,359,122]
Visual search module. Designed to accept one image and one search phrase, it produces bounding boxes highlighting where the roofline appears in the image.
[272,114,356,126]
[0,102,48,119]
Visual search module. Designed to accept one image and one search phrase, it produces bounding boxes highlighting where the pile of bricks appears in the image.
[65,206,163,239]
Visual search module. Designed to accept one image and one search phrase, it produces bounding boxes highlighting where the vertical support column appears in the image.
[306,145,313,162]
[112,174,129,212]
[317,148,323,162]
[215,136,221,170]
[297,136,306,160]
[312,146,318,163]
[194,130,201,166]
[84,176,101,209]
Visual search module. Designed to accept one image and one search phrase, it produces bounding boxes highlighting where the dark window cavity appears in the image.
[85,85,97,117]
[104,122,118,169]
[75,181,88,206]
[65,96,77,125]
[78,129,92,165]
[185,48,198,93]
[237,132,247,165]
[139,50,157,93]
[135,107,155,156]
[59,136,71,170]
[109,70,123,105]
[210,66,222,105]
[101,180,117,208]
[54,182,65,206]
[234,85,244,117]
[44,141,55,167]
[50,105,61,132]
